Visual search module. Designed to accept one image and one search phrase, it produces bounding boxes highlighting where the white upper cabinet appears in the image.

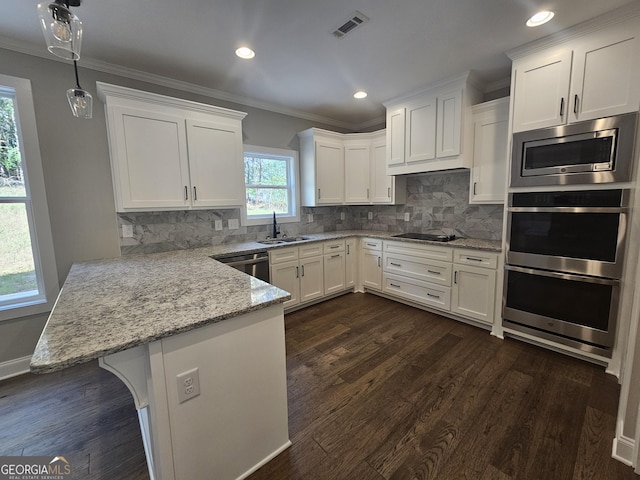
[469,98,509,204]
[344,139,371,204]
[298,128,404,206]
[511,20,640,132]
[97,83,247,212]
[384,73,481,175]
[185,119,244,207]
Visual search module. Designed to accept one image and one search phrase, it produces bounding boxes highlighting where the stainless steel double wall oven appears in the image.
[503,113,637,357]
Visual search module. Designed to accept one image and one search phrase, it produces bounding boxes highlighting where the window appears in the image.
[0,74,58,320]
[242,145,299,225]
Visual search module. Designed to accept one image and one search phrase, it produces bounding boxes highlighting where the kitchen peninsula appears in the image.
[30,248,292,480]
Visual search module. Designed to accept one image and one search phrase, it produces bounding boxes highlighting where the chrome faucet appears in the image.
[272,211,280,239]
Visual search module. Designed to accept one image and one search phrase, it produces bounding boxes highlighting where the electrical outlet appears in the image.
[214,220,223,231]
[176,368,200,404]
[368,212,373,220]
[404,212,410,222]
[340,212,345,221]
[228,219,239,229]
[122,224,134,238]
[307,214,313,223]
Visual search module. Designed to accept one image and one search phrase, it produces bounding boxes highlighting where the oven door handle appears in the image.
[507,206,628,214]
[505,265,620,285]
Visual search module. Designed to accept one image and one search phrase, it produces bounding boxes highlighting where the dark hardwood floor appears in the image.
[1,293,638,479]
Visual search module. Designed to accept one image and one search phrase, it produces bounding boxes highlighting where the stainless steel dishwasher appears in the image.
[215,251,270,282]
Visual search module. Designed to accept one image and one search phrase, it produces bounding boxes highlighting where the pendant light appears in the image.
[37,0,83,61]
[66,60,92,119]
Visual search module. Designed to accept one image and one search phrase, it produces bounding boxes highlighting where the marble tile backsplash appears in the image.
[118,170,504,255]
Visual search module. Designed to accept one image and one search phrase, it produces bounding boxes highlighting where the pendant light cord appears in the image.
[73,60,81,89]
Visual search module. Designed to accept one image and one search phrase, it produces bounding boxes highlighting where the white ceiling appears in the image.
[0,0,636,129]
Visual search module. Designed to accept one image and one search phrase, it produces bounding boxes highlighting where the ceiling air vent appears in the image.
[332,11,370,38]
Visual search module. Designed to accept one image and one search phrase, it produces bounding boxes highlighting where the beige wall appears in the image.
[0,47,347,364]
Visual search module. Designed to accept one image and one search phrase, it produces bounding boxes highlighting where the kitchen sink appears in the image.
[258,236,309,245]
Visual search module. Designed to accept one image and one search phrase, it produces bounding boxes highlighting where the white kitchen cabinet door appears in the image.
[361,250,382,290]
[345,239,357,288]
[315,138,344,204]
[386,107,406,167]
[269,260,300,309]
[512,49,573,132]
[451,265,496,324]
[186,119,244,207]
[344,141,371,204]
[570,27,640,122]
[436,89,463,158]
[406,96,437,163]
[470,98,509,204]
[108,106,191,211]
[371,135,393,203]
[324,251,346,295]
[300,256,324,303]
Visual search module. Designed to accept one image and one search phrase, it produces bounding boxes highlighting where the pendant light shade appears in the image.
[37,0,83,60]
[67,60,92,119]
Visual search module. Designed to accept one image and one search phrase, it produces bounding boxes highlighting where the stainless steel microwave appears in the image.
[510,112,638,187]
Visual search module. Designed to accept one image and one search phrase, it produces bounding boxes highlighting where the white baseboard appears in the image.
[0,355,32,381]
[612,434,635,467]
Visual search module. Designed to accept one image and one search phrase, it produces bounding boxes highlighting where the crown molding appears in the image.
[507,2,640,60]
[0,35,375,132]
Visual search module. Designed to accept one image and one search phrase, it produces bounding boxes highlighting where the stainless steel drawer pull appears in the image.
[427,293,441,299]
[389,283,401,288]
[367,243,377,247]
[331,254,340,259]
[330,245,340,249]
[427,270,440,275]
[466,257,483,262]
[390,262,402,267]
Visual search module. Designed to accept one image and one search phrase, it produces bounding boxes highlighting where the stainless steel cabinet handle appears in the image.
[377,256,381,267]
[427,269,440,275]
[427,293,440,299]
[473,182,477,195]
[193,186,198,201]
[184,185,188,200]
[390,262,401,267]
[389,283,400,288]
[301,265,305,276]
[573,94,579,114]
[560,97,565,116]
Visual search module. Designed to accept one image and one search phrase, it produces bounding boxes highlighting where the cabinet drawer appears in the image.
[361,238,382,251]
[299,243,324,259]
[453,249,498,269]
[383,273,451,311]
[384,240,453,262]
[383,253,452,286]
[269,247,298,264]
[323,239,346,254]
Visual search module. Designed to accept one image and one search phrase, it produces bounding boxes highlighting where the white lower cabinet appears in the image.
[269,240,354,310]
[381,241,499,325]
[451,249,498,324]
[361,238,383,290]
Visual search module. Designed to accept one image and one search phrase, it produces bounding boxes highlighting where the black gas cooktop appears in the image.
[392,232,456,242]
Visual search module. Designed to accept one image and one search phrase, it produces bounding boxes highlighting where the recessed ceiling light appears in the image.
[235,46,255,59]
[526,11,555,27]
[353,91,368,99]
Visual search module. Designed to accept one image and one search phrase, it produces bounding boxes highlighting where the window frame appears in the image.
[241,145,300,226]
[0,74,58,321]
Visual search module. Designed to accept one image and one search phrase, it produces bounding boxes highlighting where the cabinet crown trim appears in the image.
[96,82,247,120]
[382,70,481,108]
[507,2,640,60]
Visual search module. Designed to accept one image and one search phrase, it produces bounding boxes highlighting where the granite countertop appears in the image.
[31,230,501,374]
[30,249,290,374]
